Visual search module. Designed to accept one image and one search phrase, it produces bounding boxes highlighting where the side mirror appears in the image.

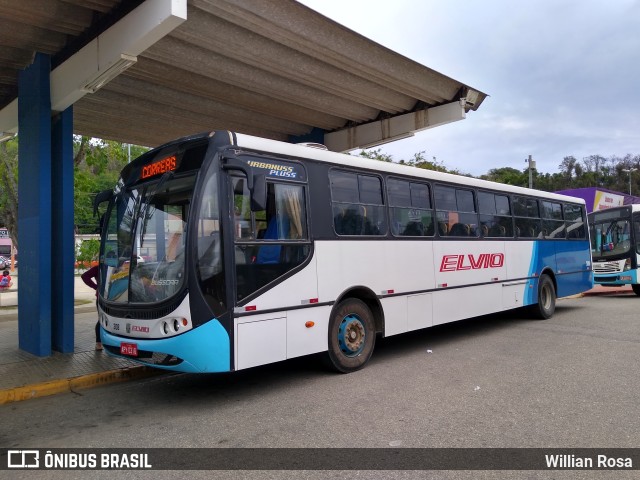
[221,155,267,212]
[250,174,267,212]
[93,189,113,216]
[95,213,106,235]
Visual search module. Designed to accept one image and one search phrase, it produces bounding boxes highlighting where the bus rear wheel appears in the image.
[531,274,556,319]
[632,284,640,296]
[325,298,376,373]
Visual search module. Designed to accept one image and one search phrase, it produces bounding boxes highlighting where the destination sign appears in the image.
[140,155,178,180]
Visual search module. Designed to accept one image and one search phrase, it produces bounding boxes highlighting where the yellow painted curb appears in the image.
[0,367,163,405]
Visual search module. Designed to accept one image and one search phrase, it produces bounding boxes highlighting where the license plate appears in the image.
[120,342,138,357]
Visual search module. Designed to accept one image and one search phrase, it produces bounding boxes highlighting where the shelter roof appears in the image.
[0,0,487,150]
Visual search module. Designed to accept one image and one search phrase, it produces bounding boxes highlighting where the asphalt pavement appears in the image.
[0,270,634,405]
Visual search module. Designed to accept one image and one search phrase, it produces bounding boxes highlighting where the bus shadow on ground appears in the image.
[371,301,585,360]
[126,302,586,408]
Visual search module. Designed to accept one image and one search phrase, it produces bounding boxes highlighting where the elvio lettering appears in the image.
[440,253,504,272]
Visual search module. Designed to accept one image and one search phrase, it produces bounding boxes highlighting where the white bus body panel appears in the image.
[236,314,286,370]
[235,255,329,370]
[407,293,433,331]
[286,306,332,359]
[235,239,540,369]
[315,241,436,300]
[235,306,332,370]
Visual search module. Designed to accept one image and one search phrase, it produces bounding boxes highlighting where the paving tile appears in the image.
[0,275,141,391]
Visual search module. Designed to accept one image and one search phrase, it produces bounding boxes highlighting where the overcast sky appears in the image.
[299,0,640,176]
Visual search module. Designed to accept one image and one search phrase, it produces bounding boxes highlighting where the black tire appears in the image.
[325,298,376,373]
[531,274,556,319]
[631,284,640,296]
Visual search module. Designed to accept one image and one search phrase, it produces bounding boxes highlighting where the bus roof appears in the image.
[588,204,640,217]
[231,132,586,206]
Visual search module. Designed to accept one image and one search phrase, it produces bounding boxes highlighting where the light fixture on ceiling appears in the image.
[81,54,137,94]
[0,132,16,142]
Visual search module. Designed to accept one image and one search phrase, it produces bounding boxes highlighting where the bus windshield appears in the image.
[589,218,631,259]
[101,173,196,304]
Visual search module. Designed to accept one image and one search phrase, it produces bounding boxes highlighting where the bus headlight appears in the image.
[624,259,631,271]
[161,318,189,336]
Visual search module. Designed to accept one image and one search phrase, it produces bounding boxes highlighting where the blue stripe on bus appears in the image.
[524,240,593,306]
[101,319,230,373]
[524,242,540,305]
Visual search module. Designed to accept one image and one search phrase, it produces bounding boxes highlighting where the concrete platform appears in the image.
[0,271,164,405]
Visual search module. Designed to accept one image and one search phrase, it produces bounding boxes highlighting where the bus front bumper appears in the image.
[100,319,230,373]
[593,270,637,286]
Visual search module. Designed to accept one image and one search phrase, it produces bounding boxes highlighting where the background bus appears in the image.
[589,204,640,295]
[95,131,593,374]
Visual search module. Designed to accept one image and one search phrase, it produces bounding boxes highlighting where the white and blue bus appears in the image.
[95,131,593,373]
[589,204,640,295]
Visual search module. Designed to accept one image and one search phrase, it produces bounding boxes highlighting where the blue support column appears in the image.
[51,107,75,353]
[17,53,53,356]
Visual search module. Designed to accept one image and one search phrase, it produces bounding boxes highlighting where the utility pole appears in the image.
[526,155,536,188]
[622,168,637,195]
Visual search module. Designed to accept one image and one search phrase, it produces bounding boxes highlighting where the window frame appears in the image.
[329,169,388,237]
[477,190,513,238]
[387,176,435,238]
[434,183,478,238]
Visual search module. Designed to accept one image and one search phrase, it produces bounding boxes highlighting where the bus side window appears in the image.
[235,181,310,301]
[434,185,477,238]
[387,178,434,237]
[255,186,283,263]
[330,170,386,236]
[564,203,586,239]
[256,217,284,264]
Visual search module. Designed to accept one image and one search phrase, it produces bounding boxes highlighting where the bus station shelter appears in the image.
[0,0,486,356]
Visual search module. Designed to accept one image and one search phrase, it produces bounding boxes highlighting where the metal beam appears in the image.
[0,0,186,133]
[324,100,466,152]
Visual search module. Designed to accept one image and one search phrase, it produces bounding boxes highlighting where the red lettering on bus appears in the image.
[440,255,458,272]
[440,253,504,272]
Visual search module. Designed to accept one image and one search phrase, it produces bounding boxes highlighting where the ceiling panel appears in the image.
[0,0,487,149]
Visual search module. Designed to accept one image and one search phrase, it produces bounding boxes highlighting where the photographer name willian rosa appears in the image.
[1,449,638,470]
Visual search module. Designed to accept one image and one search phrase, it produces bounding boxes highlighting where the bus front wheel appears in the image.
[632,284,640,296]
[325,298,376,373]
[531,274,556,319]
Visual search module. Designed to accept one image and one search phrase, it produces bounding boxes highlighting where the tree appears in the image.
[480,167,527,187]
[75,238,100,270]
[358,148,461,174]
[357,148,394,162]
[558,156,579,180]
[0,135,150,246]
[403,151,450,173]
[73,137,149,233]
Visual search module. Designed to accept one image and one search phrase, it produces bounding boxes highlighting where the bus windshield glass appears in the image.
[589,217,632,259]
[101,173,196,304]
